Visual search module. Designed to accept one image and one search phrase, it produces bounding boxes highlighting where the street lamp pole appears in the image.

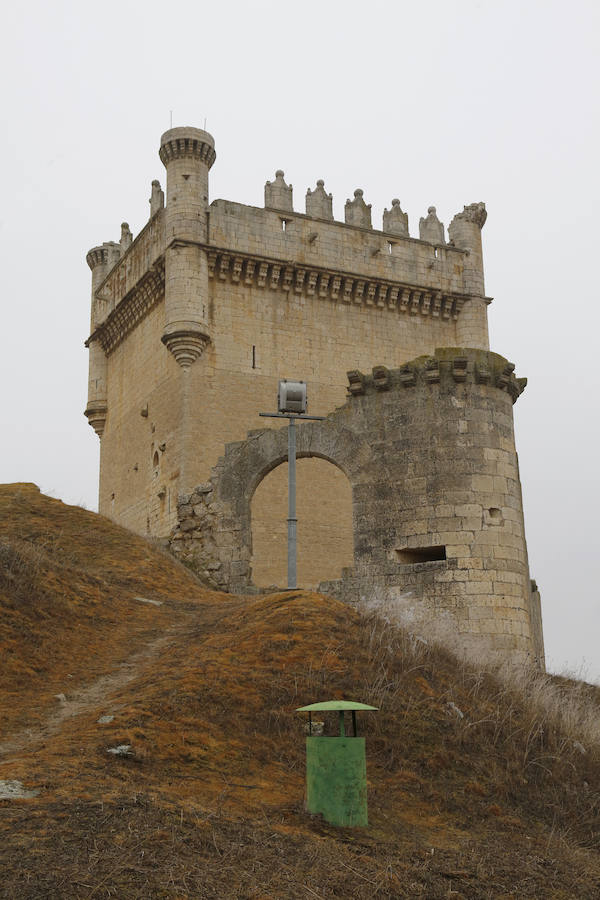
[260,380,324,590]
[287,415,297,588]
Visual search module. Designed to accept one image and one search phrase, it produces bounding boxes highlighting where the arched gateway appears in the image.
[170,348,545,669]
[171,416,371,593]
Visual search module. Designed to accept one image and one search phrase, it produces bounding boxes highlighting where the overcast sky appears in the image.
[2,0,598,680]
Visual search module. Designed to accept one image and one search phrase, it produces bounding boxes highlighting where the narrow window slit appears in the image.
[397,545,447,564]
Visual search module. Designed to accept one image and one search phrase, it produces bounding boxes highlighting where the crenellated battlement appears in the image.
[86,131,489,357]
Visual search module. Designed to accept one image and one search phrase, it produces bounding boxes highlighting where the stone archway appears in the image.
[251,456,354,589]
[169,415,372,593]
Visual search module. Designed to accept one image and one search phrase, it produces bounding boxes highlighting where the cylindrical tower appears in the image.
[347,348,540,667]
[84,244,117,437]
[159,126,216,366]
[449,202,490,350]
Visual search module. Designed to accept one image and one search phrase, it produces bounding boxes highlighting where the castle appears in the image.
[85,126,544,668]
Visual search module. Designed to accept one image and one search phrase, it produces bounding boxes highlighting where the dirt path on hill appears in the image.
[0,599,244,759]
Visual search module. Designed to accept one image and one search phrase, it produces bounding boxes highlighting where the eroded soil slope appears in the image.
[1,484,599,898]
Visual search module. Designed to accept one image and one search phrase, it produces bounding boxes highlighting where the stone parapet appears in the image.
[88,259,165,356]
[208,201,481,300]
[93,212,165,326]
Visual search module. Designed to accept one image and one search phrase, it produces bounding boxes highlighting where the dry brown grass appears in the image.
[0,483,214,733]
[1,484,599,898]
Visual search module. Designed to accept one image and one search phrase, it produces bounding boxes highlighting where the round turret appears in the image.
[159,127,216,245]
[159,127,216,367]
[86,245,109,271]
[159,127,216,168]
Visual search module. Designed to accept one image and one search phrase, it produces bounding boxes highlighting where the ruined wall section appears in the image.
[170,348,543,669]
[323,348,538,667]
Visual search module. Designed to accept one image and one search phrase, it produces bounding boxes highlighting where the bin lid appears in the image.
[296,700,378,712]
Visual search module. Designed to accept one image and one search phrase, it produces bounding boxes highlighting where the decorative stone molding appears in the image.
[424,357,440,383]
[265,170,293,212]
[84,400,108,437]
[305,180,333,220]
[345,189,372,228]
[347,370,366,395]
[452,357,468,382]
[206,249,467,321]
[159,130,216,168]
[120,222,133,255]
[345,348,526,404]
[87,260,165,356]
[149,180,164,217]
[383,199,409,237]
[161,324,210,367]
[372,365,390,390]
[419,206,445,244]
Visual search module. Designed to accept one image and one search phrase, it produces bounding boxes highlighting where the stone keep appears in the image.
[85,125,543,668]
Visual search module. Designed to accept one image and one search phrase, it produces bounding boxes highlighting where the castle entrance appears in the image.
[250,457,353,590]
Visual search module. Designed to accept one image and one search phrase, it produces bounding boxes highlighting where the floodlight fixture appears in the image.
[278,380,307,415]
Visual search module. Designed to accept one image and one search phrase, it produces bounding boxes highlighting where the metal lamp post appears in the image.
[259,380,324,589]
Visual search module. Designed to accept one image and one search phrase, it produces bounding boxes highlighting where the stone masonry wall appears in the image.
[169,348,544,669]
[87,127,496,601]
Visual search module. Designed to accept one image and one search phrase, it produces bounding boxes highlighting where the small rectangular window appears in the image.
[396,545,447,564]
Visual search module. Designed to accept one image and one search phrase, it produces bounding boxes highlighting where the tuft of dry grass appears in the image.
[0,482,211,733]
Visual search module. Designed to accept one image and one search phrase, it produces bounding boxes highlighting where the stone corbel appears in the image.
[161,323,210,367]
[347,370,366,396]
[84,401,108,438]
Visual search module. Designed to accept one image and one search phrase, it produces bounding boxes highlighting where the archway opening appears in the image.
[250,456,354,590]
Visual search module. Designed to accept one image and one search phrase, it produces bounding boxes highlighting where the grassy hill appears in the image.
[0,484,599,898]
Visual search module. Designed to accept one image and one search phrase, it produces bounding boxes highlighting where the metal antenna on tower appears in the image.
[170,110,173,128]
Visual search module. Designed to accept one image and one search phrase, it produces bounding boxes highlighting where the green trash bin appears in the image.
[296,700,378,827]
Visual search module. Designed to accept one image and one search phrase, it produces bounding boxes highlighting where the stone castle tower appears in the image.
[85,125,544,668]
